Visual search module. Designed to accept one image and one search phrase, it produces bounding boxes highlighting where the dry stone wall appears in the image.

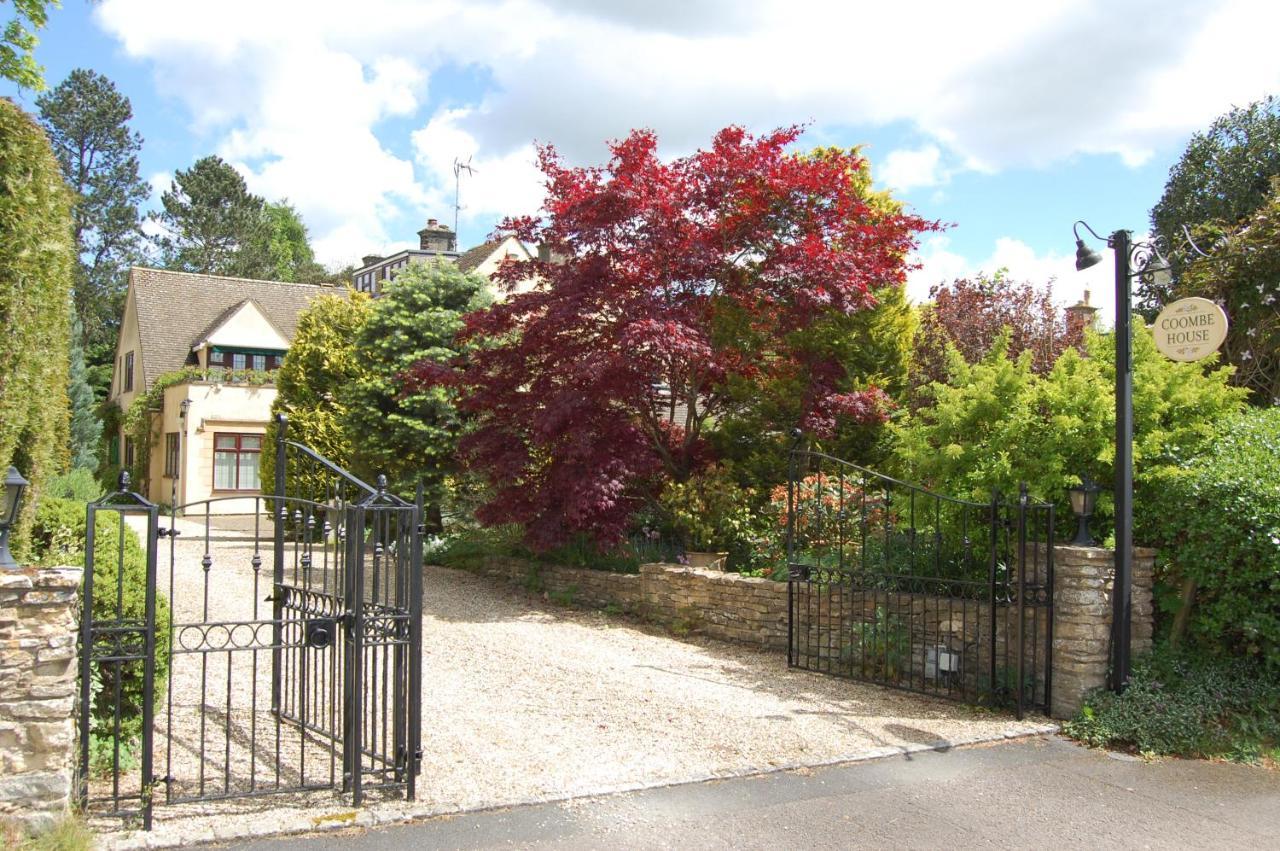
[470,557,788,649]
[467,544,1154,720]
[0,566,81,827]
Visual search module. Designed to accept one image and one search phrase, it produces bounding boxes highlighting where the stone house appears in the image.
[353,219,539,298]
[109,267,329,512]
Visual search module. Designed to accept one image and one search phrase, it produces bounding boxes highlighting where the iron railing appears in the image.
[785,447,1055,718]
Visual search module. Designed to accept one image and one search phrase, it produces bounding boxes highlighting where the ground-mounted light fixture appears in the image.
[1068,475,1101,546]
[0,466,30,568]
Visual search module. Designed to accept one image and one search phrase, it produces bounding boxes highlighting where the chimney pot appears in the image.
[427,218,438,227]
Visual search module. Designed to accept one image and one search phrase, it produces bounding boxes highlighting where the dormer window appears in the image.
[208,347,284,371]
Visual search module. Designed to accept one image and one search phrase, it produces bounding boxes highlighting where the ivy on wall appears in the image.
[0,99,74,558]
[121,366,273,487]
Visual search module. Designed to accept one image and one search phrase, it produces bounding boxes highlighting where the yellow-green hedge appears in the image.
[0,98,74,558]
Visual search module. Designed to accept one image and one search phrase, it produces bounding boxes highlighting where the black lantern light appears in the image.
[1068,475,1100,547]
[0,466,30,568]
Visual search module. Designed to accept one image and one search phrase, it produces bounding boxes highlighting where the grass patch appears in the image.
[1063,649,1280,762]
[2,812,94,851]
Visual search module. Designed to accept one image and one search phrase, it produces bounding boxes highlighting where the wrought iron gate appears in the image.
[785,447,1054,718]
[78,417,422,828]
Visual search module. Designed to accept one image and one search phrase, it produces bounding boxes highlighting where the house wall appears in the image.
[202,302,290,351]
[110,284,143,411]
[473,236,538,298]
[147,381,277,513]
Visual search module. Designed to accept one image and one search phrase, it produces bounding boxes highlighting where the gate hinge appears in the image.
[157,527,181,539]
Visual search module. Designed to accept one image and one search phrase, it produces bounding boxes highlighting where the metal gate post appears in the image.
[138,500,159,829]
[271,414,288,714]
[408,484,424,799]
[77,505,96,813]
[987,489,999,705]
[343,503,365,805]
[1015,484,1028,721]
[1044,505,1056,715]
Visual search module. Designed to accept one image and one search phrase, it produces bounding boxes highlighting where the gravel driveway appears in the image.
[103,521,1054,849]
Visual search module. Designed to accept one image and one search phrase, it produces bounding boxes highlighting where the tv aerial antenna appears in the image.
[453,156,477,242]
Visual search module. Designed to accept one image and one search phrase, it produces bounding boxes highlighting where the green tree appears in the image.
[261,290,372,497]
[1146,95,1280,307]
[0,98,73,555]
[1171,178,1280,405]
[892,325,1247,535]
[344,261,489,518]
[67,313,100,470]
[37,68,149,375]
[256,200,326,283]
[711,281,915,490]
[1,0,55,89]
[153,155,270,277]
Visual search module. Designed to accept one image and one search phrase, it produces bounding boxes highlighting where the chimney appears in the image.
[361,254,383,268]
[1066,289,1100,330]
[537,243,551,263]
[418,218,456,252]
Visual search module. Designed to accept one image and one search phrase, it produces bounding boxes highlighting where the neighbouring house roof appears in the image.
[456,239,503,274]
[128,266,329,390]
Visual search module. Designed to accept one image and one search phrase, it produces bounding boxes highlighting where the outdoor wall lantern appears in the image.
[0,466,30,568]
[1068,475,1100,546]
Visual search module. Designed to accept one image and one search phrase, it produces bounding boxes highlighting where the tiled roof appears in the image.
[456,239,502,273]
[128,267,330,390]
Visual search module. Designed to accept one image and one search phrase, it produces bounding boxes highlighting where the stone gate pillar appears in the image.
[1051,546,1154,719]
[0,566,82,828]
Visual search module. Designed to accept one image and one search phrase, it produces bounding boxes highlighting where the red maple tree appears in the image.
[911,272,1090,398]
[408,126,936,548]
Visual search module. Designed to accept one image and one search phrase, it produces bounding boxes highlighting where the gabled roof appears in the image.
[192,298,291,351]
[456,236,533,274]
[456,239,504,273]
[127,267,329,390]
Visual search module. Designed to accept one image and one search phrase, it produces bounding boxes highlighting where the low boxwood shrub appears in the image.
[1136,407,1280,667]
[30,496,171,769]
[1064,650,1280,761]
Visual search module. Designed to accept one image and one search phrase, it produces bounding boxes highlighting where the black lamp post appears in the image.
[1068,475,1100,546]
[0,466,30,568]
[1071,221,1207,692]
[1072,221,1150,693]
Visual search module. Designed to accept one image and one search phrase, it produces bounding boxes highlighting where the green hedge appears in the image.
[1137,408,1280,668]
[0,99,74,558]
[31,497,171,757]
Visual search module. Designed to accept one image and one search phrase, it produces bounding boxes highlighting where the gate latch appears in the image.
[304,618,337,649]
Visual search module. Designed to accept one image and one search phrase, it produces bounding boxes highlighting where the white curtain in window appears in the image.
[214,450,237,490]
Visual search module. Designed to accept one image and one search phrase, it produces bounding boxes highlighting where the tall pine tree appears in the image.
[153,155,270,277]
[37,68,149,376]
[67,313,101,470]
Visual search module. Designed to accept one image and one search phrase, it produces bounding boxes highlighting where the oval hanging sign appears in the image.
[1153,297,1229,362]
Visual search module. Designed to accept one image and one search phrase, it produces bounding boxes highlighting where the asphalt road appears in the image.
[222,736,1280,850]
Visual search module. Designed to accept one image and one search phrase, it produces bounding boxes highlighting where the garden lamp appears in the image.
[0,466,30,568]
[1073,222,1104,271]
[1068,475,1100,546]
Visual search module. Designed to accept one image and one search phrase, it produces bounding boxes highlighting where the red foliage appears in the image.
[406,126,937,548]
[912,272,1089,395]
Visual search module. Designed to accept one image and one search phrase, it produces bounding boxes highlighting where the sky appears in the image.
[5,0,1279,324]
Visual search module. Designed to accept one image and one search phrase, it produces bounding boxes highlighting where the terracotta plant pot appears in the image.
[684,551,729,571]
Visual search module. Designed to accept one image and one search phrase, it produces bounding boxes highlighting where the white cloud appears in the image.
[879,145,944,193]
[909,234,1119,325]
[91,0,1280,266]
[410,108,546,242]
